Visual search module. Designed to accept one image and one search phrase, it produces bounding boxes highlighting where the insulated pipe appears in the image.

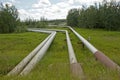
[34,28,85,79]
[34,29,77,64]
[28,29,53,33]
[68,26,120,70]
[66,30,77,64]
[7,31,53,76]
[66,31,84,79]
[69,27,98,53]
[30,28,66,33]
[20,32,56,75]
[35,29,78,64]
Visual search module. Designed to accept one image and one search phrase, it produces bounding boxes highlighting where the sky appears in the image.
[0,0,118,20]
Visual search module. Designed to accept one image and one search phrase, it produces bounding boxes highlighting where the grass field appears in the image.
[0,27,120,80]
[0,32,48,76]
[69,28,120,80]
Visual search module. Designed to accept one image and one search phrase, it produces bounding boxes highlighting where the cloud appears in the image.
[3,0,119,20]
[18,0,115,20]
[44,1,82,19]
[9,0,20,4]
[18,9,45,20]
[74,0,103,6]
[18,0,83,20]
[50,5,61,13]
[18,9,28,15]
[9,0,16,3]
[56,2,70,8]
[32,0,51,8]
[3,2,13,7]
[18,9,30,20]
[68,0,74,4]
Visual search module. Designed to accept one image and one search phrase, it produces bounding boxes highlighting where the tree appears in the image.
[36,17,48,28]
[67,0,120,31]
[67,9,79,27]
[0,3,19,33]
[78,5,98,28]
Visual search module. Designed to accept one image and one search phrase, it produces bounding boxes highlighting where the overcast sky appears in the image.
[0,0,118,20]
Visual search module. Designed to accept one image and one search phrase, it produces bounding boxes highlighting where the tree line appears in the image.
[24,17,48,28]
[48,19,66,25]
[67,0,120,31]
[23,18,67,28]
[0,3,48,33]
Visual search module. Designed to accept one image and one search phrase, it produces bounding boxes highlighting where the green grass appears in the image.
[71,28,120,80]
[0,27,120,80]
[74,28,120,64]
[41,27,120,79]
[19,32,71,80]
[0,32,72,80]
[0,32,48,76]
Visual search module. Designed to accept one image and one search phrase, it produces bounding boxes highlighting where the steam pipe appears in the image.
[68,26,120,70]
[20,32,56,75]
[7,30,53,76]
[34,28,85,79]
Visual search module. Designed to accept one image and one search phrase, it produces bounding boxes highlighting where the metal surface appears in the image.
[8,28,85,78]
[68,26,120,70]
[7,32,53,76]
[68,27,98,54]
[20,32,56,75]
[66,31,77,64]
[66,31,84,79]
[36,29,78,64]
[94,51,120,70]
[28,29,53,33]
[33,29,85,79]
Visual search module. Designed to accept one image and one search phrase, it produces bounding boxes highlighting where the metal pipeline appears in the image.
[28,29,53,33]
[66,30,84,79]
[20,32,56,75]
[36,29,78,64]
[34,28,85,79]
[7,30,54,76]
[68,26,120,70]
[66,30,77,64]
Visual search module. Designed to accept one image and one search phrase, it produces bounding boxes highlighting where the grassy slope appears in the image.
[0,28,120,80]
[0,32,48,76]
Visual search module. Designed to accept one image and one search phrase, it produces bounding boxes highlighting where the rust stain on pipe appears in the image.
[69,26,120,71]
[66,31,85,79]
[39,29,85,79]
[94,51,120,70]
[70,63,85,80]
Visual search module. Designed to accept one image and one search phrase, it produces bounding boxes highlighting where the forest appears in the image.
[0,0,120,33]
[67,0,120,31]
